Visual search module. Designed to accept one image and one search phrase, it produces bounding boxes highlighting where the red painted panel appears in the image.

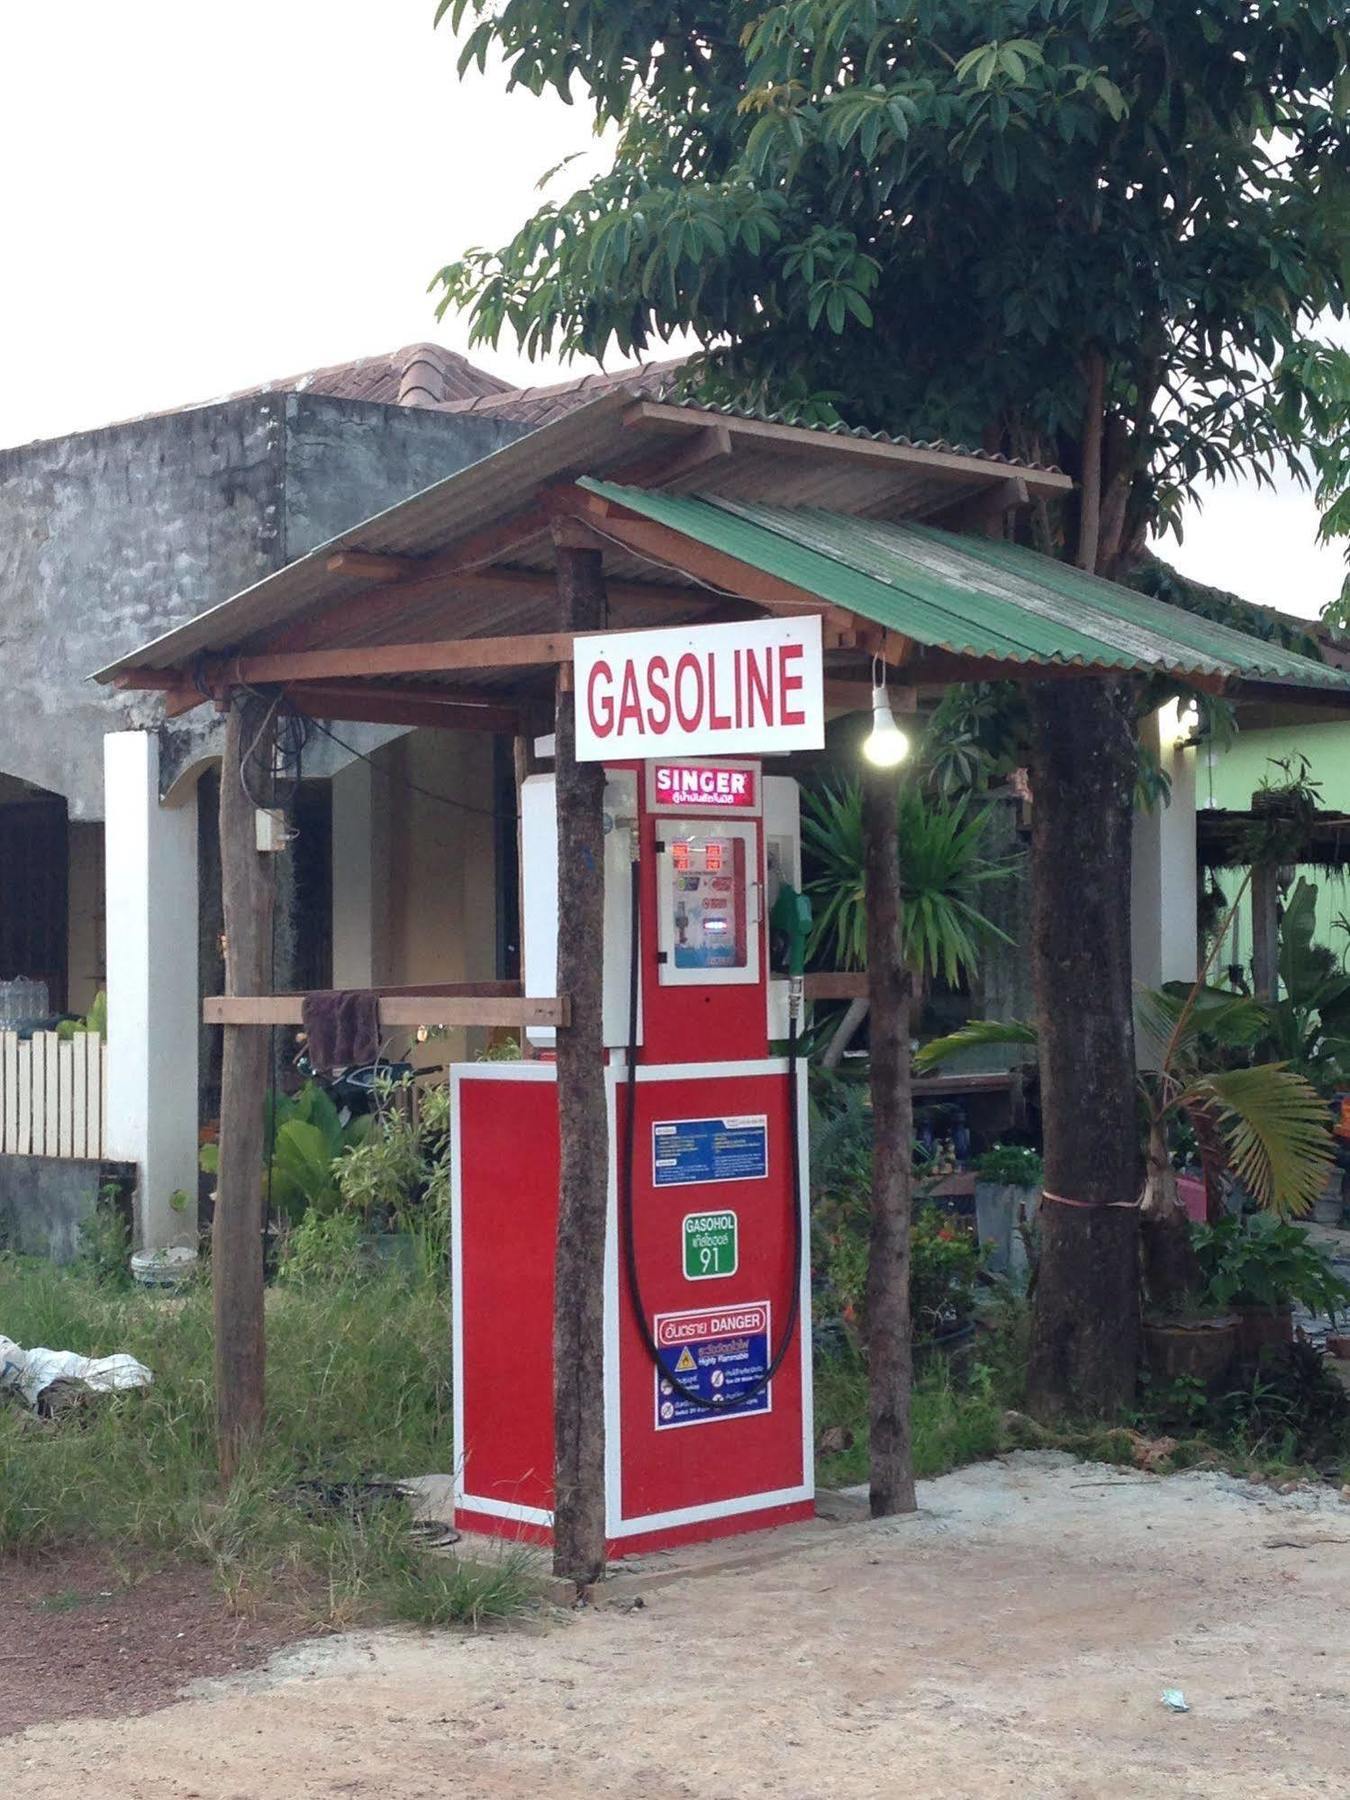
[617,1070,805,1527]
[456,1075,558,1518]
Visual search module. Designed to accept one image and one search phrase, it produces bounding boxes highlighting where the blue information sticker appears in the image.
[653,1301,772,1429]
[652,1115,768,1188]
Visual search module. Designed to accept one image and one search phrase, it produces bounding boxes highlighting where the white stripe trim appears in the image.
[609,1483,812,1538]
[458,1493,554,1528]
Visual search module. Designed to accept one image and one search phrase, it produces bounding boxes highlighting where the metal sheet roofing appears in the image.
[96,391,1061,681]
[581,482,1350,693]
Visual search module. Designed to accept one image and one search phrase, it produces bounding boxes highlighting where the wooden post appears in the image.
[862,765,917,1516]
[513,728,536,1059]
[550,543,610,1584]
[1251,860,1279,1002]
[214,693,277,1482]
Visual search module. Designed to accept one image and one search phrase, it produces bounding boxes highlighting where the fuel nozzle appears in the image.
[770,881,812,1021]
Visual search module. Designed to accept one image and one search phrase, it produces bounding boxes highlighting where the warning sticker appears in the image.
[653,1301,772,1429]
[652,1116,768,1188]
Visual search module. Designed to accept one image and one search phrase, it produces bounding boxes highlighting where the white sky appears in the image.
[1,1,1344,620]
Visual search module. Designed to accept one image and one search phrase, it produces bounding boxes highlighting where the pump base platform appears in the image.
[418,1489,873,1606]
[453,1496,816,1558]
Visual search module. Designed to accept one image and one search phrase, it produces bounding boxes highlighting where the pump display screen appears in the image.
[667,834,747,971]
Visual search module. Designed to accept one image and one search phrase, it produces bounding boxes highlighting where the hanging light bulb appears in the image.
[862,655,910,768]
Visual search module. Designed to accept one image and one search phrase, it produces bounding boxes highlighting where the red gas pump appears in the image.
[451,756,814,1553]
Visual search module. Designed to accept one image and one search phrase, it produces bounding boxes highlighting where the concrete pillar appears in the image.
[330,757,376,987]
[104,731,199,1252]
[1131,703,1199,1001]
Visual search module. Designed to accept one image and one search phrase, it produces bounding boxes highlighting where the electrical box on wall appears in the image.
[254,808,288,853]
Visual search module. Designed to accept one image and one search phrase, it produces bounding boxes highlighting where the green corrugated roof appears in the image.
[581,480,1350,692]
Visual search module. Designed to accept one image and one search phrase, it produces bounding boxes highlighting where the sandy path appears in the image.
[4,1452,1349,1799]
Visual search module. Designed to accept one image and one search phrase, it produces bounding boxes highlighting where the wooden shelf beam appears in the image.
[203,994,569,1028]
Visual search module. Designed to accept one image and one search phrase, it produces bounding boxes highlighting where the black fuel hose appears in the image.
[619,854,803,1412]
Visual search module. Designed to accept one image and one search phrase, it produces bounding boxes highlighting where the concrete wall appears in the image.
[0,1156,111,1265]
[281,396,523,559]
[0,400,285,818]
[0,396,518,820]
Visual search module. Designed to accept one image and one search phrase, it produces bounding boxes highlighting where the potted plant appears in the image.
[972,1143,1043,1283]
[1191,1212,1350,1358]
[909,1205,984,1357]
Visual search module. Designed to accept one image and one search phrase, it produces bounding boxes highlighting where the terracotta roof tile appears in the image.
[440,358,682,424]
[236,342,515,407]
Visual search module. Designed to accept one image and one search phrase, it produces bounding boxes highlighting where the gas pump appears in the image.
[451,756,815,1553]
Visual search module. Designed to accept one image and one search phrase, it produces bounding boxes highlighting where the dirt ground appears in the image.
[4,1452,1350,1798]
[0,1549,307,1736]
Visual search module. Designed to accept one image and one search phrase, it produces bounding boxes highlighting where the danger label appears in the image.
[653,1301,772,1430]
[657,1305,767,1345]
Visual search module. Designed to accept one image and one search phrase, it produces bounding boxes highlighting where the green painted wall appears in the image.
[1206,721,1350,973]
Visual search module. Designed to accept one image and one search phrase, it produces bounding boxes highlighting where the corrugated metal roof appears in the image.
[581,482,1350,692]
[95,391,1060,681]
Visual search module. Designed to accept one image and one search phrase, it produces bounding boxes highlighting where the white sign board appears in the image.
[573,615,824,762]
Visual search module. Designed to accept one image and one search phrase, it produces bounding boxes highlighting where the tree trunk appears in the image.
[862,768,917,1516]
[214,693,276,1482]
[1026,678,1141,1420]
[1076,348,1106,573]
[550,544,610,1585]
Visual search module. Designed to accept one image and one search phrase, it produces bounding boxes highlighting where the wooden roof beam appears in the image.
[923,476,1032,535]
[325,549,420,582]
[281,682,520,733]
[229,632,575,687]
[567,497,887,652]
[623,401,1075,500]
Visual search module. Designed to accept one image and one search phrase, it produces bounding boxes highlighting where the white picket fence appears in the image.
[0,1030,107,1160]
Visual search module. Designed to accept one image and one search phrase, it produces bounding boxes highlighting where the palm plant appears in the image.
[802,780,1011,987]
[916,983,1335,1223]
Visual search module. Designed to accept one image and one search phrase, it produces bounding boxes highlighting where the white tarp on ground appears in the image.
[0,1335,152,1408]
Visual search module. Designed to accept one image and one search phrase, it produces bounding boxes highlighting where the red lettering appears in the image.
[746,647,774,727]
[646,656,672,733]
[587,658,615,737]
[707,655,732,730]
[778,642,805,726]
[674,653,704,731]
[617,661,643,734]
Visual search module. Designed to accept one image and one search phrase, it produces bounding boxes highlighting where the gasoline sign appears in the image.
[683,1210,738,1280]
[573,616,824,761]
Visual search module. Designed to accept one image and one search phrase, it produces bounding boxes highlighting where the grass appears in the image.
[0,1255,535,1629]
[813,1327,1016,1490]
[811,1299,1350,1493]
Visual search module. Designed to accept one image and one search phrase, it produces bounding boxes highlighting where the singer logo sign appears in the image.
[573,616,824,762]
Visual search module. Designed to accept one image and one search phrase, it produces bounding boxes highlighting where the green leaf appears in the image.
[914,1018,1038,1073]
[1190,1064,1336,1218]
